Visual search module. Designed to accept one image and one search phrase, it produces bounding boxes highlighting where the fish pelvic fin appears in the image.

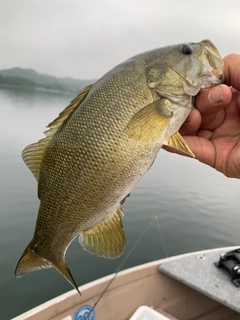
[79,206,126,259]
[22,84,93,181]
[164,132,195,157]
[125,98,172,142]
[15,240,81,295]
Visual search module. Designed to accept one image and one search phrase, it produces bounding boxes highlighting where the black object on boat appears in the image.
[215,248,240,287]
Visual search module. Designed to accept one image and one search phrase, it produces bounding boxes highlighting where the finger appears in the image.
[223,54,240,91]
[201,108,226,131]
[238,92,240,111]
[179,108,201,135]
[181,136,216,167]
[195,84,232,115]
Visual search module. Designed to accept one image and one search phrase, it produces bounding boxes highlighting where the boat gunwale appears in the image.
[11,246,239,320]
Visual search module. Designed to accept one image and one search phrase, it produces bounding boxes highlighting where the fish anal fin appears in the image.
[164,132,195,157]
[15,239,81,295]
[22,84,93,181]
[79,206,126,259]
[125,98,172,141]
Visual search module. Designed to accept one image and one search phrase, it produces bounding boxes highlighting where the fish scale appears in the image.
[35,64,152,260]
[15,40,224,294]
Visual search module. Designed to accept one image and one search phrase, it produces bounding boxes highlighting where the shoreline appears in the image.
[0,83,76,95]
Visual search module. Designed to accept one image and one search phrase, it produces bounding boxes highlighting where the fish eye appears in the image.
[181,44,192,55]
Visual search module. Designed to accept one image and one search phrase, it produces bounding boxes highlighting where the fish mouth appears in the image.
[168,40,224,97]
[199,39,225,86]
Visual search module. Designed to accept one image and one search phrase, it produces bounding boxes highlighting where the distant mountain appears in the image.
[0,67,96,93]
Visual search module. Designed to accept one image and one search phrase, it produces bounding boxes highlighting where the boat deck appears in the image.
[160,247,240,314]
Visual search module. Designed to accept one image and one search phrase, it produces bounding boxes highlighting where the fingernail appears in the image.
[208,85,224,104]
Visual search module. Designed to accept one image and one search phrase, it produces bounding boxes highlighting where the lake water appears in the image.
[1,87,239,319]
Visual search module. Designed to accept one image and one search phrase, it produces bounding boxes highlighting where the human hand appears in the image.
[178,54,240,178]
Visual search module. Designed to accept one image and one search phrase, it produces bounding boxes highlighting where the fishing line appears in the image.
[155,217,175,315]
[155,215,179,314]
[85,217,155,320]
[155,215,168,258]
[155,216,190,319]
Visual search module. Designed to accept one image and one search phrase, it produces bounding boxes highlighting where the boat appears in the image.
[12,246,240,320]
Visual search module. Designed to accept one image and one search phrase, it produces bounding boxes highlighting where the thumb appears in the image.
[223,54,240,91]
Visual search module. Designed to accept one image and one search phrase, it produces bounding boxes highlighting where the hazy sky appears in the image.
[1,0,240,79]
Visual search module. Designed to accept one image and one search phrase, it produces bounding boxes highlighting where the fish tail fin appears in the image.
[15,240,81,296]
[15,240,51,277]
[15,241,81,296]
[54,259,82,296]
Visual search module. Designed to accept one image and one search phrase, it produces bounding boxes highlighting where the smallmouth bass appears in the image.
[15,40,224,293]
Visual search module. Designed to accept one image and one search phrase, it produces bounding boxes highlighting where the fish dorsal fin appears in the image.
[79,206,126,259]
[125,98,172,141]
[22,84,93,181]
[164,132,195,157]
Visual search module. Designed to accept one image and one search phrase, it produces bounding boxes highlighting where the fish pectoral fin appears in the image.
[164,132,195,157]
[22,84,93,181]
[79,206,126,259]
[125,98,172,141]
